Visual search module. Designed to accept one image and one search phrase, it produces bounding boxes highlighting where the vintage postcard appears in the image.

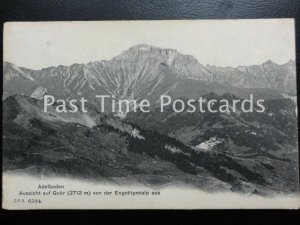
[2,19,299,209]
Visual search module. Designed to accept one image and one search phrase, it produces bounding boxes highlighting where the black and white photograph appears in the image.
[2,19,299,209]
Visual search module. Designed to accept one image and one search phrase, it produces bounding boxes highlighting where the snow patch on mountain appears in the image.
[105,118,145,140]
[130,128,145,140]
[82,114,97,128]
[30,87,47,100]
[196,137,224,151]
[165,145,190,156]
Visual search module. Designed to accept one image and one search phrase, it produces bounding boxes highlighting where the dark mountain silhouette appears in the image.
[3,94,298,194]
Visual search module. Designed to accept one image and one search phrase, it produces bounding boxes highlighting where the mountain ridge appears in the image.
[4,44,295,70]
[3,44,296,101]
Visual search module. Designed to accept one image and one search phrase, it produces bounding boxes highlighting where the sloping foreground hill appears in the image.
[126,93,299,193]
[2,95,299,195]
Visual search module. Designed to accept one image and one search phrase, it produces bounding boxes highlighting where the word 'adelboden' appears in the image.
[43,94,265,114]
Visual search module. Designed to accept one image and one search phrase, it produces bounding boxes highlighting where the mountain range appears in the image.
[2,44,298,195]
[3,44,296,103]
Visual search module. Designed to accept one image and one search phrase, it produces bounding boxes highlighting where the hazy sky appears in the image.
[4,19,295,70]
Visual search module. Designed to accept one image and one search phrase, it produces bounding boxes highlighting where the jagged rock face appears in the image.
[3,44,296,103]
[3,62,39,99]
[206,60,296,94]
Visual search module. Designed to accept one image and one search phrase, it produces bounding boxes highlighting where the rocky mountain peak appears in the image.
[261,60,278,67]
[286,59,295,65]
[3,44,296,100]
